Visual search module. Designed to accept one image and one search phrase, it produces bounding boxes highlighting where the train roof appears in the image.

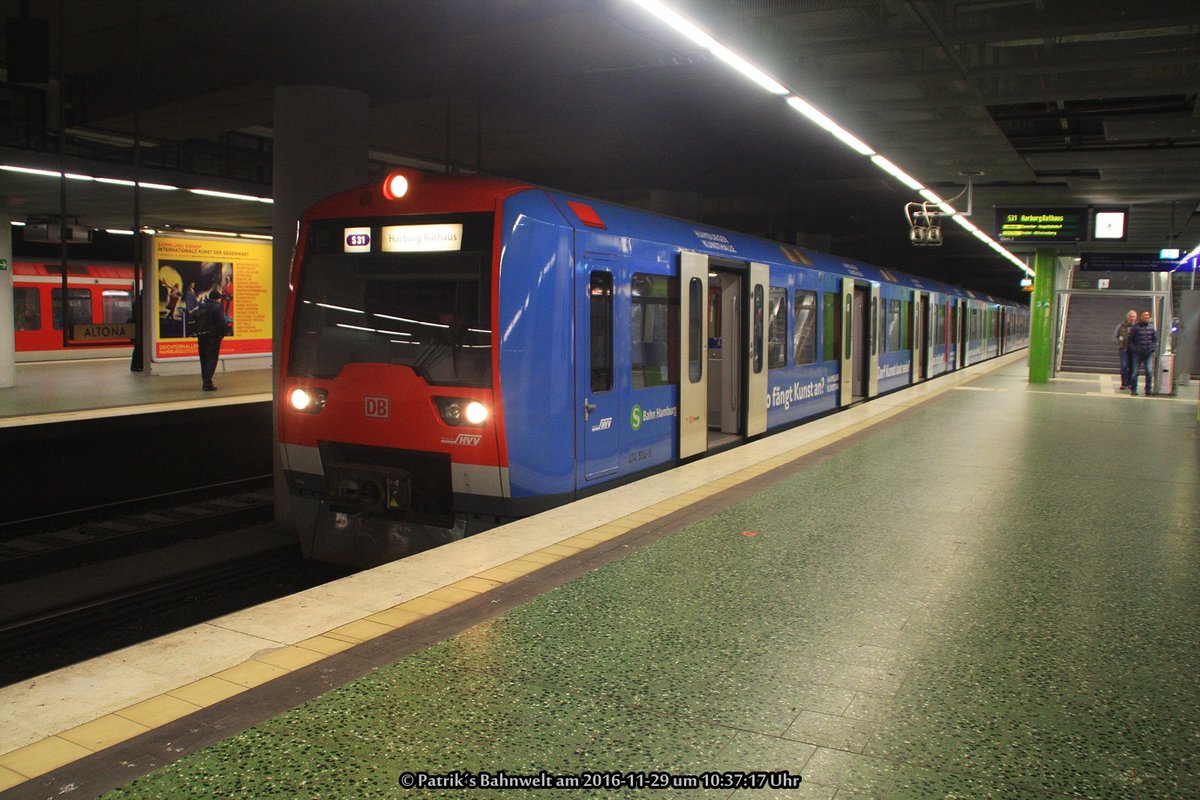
[308,171,1019,306]
[541,187,1016,306]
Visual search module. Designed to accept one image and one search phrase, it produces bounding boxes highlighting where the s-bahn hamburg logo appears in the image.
[364,396,390,418]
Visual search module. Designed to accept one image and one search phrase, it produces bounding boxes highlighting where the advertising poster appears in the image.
[152,235,273,361]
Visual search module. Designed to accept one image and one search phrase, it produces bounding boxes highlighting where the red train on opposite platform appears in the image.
[11,261,136,361]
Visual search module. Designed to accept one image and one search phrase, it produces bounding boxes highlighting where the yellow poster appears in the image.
[152,235,272,360]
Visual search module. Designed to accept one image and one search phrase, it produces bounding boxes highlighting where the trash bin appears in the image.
[1156,352,1175,395]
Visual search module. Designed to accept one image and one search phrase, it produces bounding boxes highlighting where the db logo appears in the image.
[364,396,390,418]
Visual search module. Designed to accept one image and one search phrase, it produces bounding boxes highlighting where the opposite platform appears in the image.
[3,354,1198,799]
[0,359,272,427]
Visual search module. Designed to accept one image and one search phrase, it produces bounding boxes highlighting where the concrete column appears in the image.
[0,208,14,388]
[1028,248,1056,384]
[272,86,370,530]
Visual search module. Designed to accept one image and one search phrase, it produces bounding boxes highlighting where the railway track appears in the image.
[0,476,275,581]
[0,481,351,687]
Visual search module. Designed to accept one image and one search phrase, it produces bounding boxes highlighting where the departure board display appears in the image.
[995,207,1086,243]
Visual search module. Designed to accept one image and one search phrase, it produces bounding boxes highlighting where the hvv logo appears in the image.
[440,433,482,446]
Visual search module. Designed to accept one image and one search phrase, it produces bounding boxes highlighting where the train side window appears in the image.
[887,299,902,352]
[688,277,704,382]
[631,272,679,388]
[589,271,613,393]
[870,295,879,356]
[843,293,852,361]
[767,287,787,370]
[793,290,816,365]
[13,288,41,331]
[752,284,765,374]
[103,290,133,324]
[822,292,839,362]
[51,288,93,330]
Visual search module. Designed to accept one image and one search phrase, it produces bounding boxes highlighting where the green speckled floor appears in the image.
[105,369,1200,799]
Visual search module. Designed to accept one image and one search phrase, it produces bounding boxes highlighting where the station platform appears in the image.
[0,358,272,427]
[1,352,1198,799]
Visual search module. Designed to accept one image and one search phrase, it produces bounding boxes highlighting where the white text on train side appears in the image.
[693,230,737,254]
[769,379,826,411]
[879,362,912,378]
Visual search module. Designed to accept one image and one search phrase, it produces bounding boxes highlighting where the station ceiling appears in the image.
[2,0,1198,299]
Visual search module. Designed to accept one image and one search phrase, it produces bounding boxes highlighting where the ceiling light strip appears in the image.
[626,0,1031,278]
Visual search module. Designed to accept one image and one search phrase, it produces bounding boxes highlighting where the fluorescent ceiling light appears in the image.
[625,0,787,95]
[189,188,272,203]
[707,42,789,95]
[95,177,136,187]
[65,173,95,182]
[1,164,61,177]
[952,215,980,233]
[138,181,179,191]
[786,97,874,155]
[918,189,943,204]
[105,228,135,235]
[182,227,239,237]
[239,233,273,240]
[870,155,924,191]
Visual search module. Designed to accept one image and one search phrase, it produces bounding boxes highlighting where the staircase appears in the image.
[1060,294,1151,373]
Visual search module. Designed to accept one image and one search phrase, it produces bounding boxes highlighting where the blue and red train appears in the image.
[278,170,1028,567]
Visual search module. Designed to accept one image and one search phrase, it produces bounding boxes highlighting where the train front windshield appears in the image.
[288,215,493,387]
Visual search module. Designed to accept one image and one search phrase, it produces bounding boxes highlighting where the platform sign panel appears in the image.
[1079,253,1176,272]
[995,207,1086,243]
[151,235,273,361]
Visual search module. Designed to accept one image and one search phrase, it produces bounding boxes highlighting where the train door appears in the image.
[913,291,930,381]
[845,279,877,403]
[576,263,619,481]
[693,258,767,450]
[839,277,854,405]
[679,252,709,459]
[707,270,740,444]
[746,263,769,436]
[955,298,964,367]
[867,283,880,397]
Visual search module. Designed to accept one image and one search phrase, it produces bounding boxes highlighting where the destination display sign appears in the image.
[995,207,1086,243]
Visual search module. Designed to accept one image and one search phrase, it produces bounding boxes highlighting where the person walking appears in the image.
[1113,309,1136,389]
[192,290,228,391]
[1127,310,1157,396]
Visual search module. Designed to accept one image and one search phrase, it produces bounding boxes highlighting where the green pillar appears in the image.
[1028,248,1055,383]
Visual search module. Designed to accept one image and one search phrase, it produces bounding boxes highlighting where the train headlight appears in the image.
[464,401,488,425]
[289,387,328,413]
[435,397,488,427]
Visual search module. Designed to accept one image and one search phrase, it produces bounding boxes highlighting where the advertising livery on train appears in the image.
[278,170,1028,567]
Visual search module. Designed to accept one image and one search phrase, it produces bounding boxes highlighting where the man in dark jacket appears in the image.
[1127,310,1157,396]
[1113,309,1136,389]
[193,291,228,391]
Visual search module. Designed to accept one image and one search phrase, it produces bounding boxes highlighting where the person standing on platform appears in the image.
[191,290,228,391]
[1127,310,1157,396]
[1114,309,1136,389]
